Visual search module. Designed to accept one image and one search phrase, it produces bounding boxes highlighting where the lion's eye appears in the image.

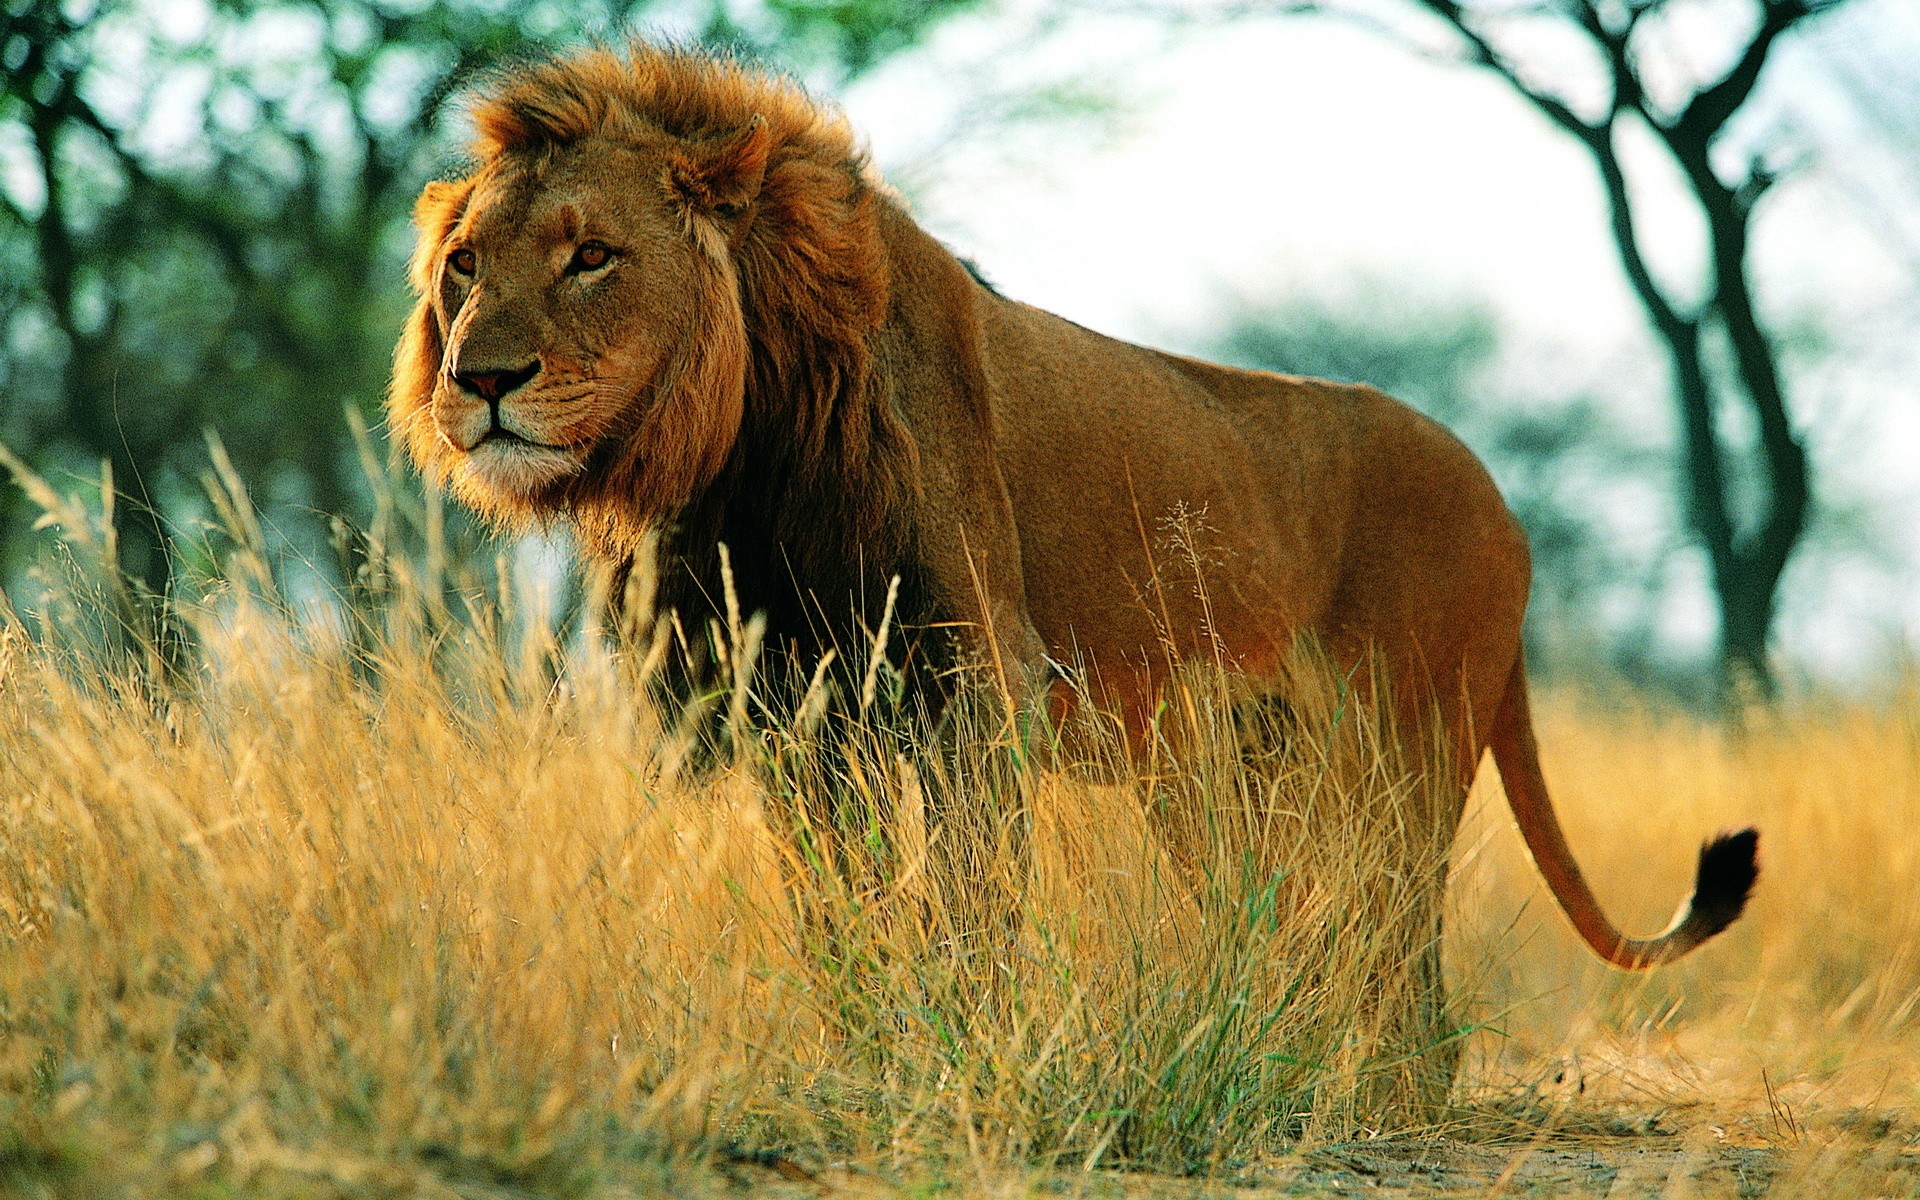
[569,241,613,273]
[448,248,477,276]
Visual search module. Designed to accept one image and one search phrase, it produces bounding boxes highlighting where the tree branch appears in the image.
[1410,0,1604,142]
[1668,0,1820,141]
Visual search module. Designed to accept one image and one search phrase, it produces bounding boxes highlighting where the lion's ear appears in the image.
[670,117,772,219]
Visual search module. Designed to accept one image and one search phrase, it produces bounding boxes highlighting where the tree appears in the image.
[1382,0,1847,695]
[5,1,566,605]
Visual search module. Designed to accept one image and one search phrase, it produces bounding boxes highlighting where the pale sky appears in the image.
[838,0,1920,685]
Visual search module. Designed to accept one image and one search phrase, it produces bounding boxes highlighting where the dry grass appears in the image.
[1,450,1917,1198]
[1450,681,1920,1136]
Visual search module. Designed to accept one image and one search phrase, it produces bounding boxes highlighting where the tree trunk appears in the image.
[1719,565,1776,694]
[1407,0,1830,698]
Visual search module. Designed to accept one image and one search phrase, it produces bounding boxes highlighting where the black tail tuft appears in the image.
[1690,827,1760,939]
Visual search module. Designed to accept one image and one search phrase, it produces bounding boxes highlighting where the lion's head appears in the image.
[389,46,892,554]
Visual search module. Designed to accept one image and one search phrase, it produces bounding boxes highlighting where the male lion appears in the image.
[390,45,1756,1015]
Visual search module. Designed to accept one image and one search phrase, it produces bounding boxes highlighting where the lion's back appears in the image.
[974,296,1531,697]
[975,300,1361,668]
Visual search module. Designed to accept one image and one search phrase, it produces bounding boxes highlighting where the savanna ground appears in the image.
[2,448,1918,1198]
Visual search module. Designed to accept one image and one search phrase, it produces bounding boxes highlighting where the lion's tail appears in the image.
[1489,658,1759,969]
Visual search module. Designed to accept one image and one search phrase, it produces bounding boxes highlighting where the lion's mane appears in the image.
[390,46,921,641]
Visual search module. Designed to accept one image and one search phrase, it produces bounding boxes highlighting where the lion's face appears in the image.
[393,122,769,528]
[427,144,703,497]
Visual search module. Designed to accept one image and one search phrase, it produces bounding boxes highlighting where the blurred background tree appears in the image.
[0,0,979,614]
[1403,0,1848,697]
[1148,0,1865,697]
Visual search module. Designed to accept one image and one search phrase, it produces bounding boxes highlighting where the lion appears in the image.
[388,43,1757,1036]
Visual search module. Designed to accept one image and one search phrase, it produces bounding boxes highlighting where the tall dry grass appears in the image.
[1451,681,1920,1133]
[0,444,1464,1196]
[1,444,1917,1197]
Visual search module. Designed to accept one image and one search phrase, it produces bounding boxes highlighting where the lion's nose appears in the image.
[454,361,539,403]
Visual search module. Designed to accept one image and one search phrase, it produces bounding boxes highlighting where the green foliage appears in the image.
[754,0,984,77]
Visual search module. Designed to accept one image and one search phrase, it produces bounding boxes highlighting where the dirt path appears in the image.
[713,1134,1920,1198]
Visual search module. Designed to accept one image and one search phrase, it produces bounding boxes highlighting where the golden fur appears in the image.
[390,44,1755,979]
